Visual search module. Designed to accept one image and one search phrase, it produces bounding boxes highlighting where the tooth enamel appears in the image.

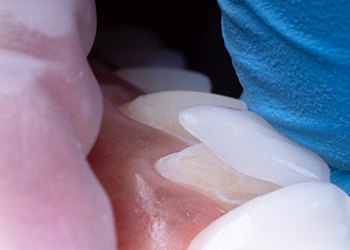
[119,91,247,143]
[188,182,350,250]
[115,67,212,93]
[179,105,330,186]
[156,143,279,211]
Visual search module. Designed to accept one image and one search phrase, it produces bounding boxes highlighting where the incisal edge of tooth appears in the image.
[119,91,247,144]
[155,143,279,211]
[179,105,330,186]
[115,67,212,93]
[188,182,350,250]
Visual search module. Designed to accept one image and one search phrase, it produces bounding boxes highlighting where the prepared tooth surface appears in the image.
[188,182,350,250]
[116,67,212,93]
[119,90,247,144]
[156,143,279,211]
[179,105,330,186]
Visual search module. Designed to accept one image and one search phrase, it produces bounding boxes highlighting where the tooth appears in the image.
[119,91,247,144]
[155,143,279,211]
[115,67,212,93]
[188,182,350,250]
[179,105,330,186]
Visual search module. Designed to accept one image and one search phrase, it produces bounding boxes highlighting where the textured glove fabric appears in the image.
[218,0,350,193]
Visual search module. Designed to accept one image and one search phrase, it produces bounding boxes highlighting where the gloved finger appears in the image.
[330,168,350,195]
[218,0,350,194]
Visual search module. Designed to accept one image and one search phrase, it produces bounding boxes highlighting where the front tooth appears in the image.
[179,105,330,186]
[155,143,279,211]
[115,67,212,93]
[188,182,350,250]
[119,91,247,144]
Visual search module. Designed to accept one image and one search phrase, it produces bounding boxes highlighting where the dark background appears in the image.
[93,0,242,98]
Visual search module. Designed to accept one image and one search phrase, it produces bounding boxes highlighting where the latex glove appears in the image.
[218,0,350,194]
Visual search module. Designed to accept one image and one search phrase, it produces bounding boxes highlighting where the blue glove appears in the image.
[218,0,350,194]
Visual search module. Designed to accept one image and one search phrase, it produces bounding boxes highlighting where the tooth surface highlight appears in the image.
[179,105,330,186]
[156,143,279,211]
[188,182,350,250]
[115,67,212,93]
[119,91,247,144]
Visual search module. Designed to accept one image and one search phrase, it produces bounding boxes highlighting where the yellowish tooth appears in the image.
[156,143,279,211]
[119,91,247,144]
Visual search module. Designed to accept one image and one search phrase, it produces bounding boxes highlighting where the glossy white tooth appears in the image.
[179,105,330,186]
[115,67,211,93]
[108,47,186,68]
[119,91,247,144]
[156,143,279,211]
[188,182,350,250]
